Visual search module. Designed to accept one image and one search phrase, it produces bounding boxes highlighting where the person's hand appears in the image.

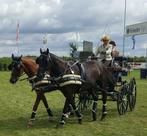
[101,51,106,54]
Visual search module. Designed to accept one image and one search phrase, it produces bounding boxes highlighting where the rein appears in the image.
[19,73,28,81]
[19,61,36,82]
[63,61,79,75]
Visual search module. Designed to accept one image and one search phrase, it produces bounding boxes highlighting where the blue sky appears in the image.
[0,0,147,57]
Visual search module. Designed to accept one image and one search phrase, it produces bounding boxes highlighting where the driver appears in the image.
[95,35,112,67]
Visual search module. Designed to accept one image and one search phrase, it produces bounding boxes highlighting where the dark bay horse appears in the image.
[8,54,57,127]
[36,48,116,126]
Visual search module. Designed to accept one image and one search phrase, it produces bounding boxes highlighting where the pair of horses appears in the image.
[9,49,116,127]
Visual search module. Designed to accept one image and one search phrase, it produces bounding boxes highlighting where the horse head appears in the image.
[8,54,24,84]
[36,48,53,80]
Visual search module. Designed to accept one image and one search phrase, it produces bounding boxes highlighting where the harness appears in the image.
[56,61,84,87]
[18,62,36,83]
[11,60,38,89]
[34,60,85,89]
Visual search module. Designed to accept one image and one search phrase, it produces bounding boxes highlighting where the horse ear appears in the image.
[40,48,43,54]
[47,48,49,54]
[12,54,14,60]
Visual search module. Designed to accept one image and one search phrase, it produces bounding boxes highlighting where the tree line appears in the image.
[0,57,11,71]
[0,56,146,71]
[0,56,72,71]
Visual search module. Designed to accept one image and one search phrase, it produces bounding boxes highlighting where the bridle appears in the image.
[11,60,36,83]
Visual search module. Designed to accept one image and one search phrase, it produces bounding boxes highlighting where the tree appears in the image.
[3,64,7,71]
[69,42,78,58]
[0,63,2,71]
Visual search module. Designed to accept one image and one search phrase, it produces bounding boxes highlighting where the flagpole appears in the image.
[17,39,20,55]
[16,22,20,55]
[146,47,147,69]
[123,0,127,56]
[43,34,48,49]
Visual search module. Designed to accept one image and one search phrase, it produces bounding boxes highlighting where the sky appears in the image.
[0,0,147,57]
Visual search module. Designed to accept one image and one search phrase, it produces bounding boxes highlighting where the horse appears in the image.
[8,54,57,127]
[36,48,116,127]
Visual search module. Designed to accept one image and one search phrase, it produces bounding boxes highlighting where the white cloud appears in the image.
[0,39,16,45]
[140,43,147,49]
[0,0,147,56]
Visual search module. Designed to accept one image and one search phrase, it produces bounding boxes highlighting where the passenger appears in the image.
[109,41,122,82]
[109,40,119,58]
[95,35,112,67]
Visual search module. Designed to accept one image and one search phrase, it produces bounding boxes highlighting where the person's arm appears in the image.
[105,45,112,55]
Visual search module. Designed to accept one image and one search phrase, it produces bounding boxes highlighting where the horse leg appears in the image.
[41,94,53,119]
[28,90,42,127]
[57,95,82,128]
[57,98,70,127]
[69,96,83,124]
[91,89,98,121]
[101,90,107,120]
[64,95,74,116]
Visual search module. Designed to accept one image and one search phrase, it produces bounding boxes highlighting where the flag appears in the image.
[43,34,47,44]
[132,35,136,49]
[16,23,19,41]
[76,32,80,42]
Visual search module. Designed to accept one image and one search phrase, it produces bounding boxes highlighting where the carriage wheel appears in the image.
[117,84,129,115]
[128,78,137,111]
[74,93,92,112]
[74,94,85,112]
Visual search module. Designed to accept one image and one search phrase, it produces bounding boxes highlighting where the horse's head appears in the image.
[8,54,24,84]
[36,48,52,80]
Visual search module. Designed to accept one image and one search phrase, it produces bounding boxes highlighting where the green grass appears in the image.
[0,70,147,136]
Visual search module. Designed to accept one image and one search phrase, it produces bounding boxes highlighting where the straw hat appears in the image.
[101,35,110,41]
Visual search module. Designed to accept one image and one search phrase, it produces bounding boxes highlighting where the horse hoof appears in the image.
[27,120,33,128]
[56,123,64,129]
[92,115,97,121]
[78,119,82,124]
[100,114,107,121]
[49,113,53,117]
[48,117,53,122]
[92,118,97,121]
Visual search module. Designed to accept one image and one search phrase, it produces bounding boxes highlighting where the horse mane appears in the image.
[50,53,66,64]
[50,53,65,62]
[22,57,36,64]
[21,57,38,76]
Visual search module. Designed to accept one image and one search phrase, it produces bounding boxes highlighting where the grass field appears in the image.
[0,70,147,136]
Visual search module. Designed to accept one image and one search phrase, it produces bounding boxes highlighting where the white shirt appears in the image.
[95,43,113,60]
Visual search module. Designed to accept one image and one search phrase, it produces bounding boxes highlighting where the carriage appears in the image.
[74,55,137,115]
[8,50,137,127]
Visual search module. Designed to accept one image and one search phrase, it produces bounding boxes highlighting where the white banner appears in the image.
[126,22,147,36]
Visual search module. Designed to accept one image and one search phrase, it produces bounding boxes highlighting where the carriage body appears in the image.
[76,56,137,115]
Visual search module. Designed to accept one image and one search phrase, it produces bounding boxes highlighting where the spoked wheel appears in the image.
[74,93,92,113]
[75,94,84,112]
[117,84,129,115]
[128,78,137,111]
